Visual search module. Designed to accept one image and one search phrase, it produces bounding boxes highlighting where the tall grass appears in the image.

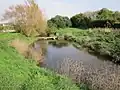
[10,39,44,64]
[58,59,120,90]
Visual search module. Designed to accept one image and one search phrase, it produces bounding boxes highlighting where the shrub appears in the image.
[90,20,114,28]
[113,23,120,29]
[3,0,47,37]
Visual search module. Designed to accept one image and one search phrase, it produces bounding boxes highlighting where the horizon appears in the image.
[0,0,120,19]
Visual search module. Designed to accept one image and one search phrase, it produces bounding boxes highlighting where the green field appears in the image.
[0,33,79,90]
[56,28,120,63]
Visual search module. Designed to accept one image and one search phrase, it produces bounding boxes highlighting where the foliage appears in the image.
[46,27,57,36]
[0,33,79,90]
[96,8,113,20]
[84,11,99,20]
[47,20,57,28]
[47,8,120,30]
[48,15,72,29]
[64,16,72,27]
[84,8,117,22]
[70,13,91,29]
[2,0,47,37]
[113,23,120,28]
[46,20,58,36]
[90,20,114,28]
[70,8,120,29]
[113,11,120,22]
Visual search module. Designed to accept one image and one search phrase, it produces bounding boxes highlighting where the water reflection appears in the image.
[48,40,69,48]
[31,40,48,55]
[31,40,112,69]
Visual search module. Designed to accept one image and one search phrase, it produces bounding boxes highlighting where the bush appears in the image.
[90,20,114,28]
[46,26,58,36]
[113,23,120,29]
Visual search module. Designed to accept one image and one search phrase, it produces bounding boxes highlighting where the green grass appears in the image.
[0,33,79,90]
[0,33,37,44]
[56,28,120,63]
[56,28,86,36]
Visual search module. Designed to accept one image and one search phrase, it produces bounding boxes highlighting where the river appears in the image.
[29,40,120,90]
[32,40,115,70]
[31,40,120,90]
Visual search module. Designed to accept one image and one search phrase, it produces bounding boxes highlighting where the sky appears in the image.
[0,0,120,19]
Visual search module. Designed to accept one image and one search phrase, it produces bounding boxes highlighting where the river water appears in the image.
[31,40,120,90]
[32,40,115,70]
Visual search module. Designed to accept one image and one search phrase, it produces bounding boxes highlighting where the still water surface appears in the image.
[32,40,115,71]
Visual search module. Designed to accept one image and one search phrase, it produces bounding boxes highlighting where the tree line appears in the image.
[2,1,120,37]
[48,8,120,29]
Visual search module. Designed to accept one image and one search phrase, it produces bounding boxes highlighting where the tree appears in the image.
[2,0,47,37]
[47,20,57,28]
[46,20,58,36]
[113,11,120,22]
[84,11,99,20]
[96,8,113,20]
[63,17,72,27]
[70,13,91,29]
[48,15,72,29]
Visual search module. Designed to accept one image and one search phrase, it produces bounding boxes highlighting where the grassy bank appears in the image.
[0,33,79,90]
[56,28,120,63]
[0,33,37,44]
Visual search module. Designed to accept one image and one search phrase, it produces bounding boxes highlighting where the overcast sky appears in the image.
[0,0,120,19]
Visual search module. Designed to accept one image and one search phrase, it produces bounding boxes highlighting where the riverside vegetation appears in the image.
[55,28,120,63]
[49,28,120,90]
[47,8,120,64]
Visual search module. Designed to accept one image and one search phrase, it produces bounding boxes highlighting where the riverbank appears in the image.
[55,28,120,63]
[32,37,120,90]
[0,33,79,90]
